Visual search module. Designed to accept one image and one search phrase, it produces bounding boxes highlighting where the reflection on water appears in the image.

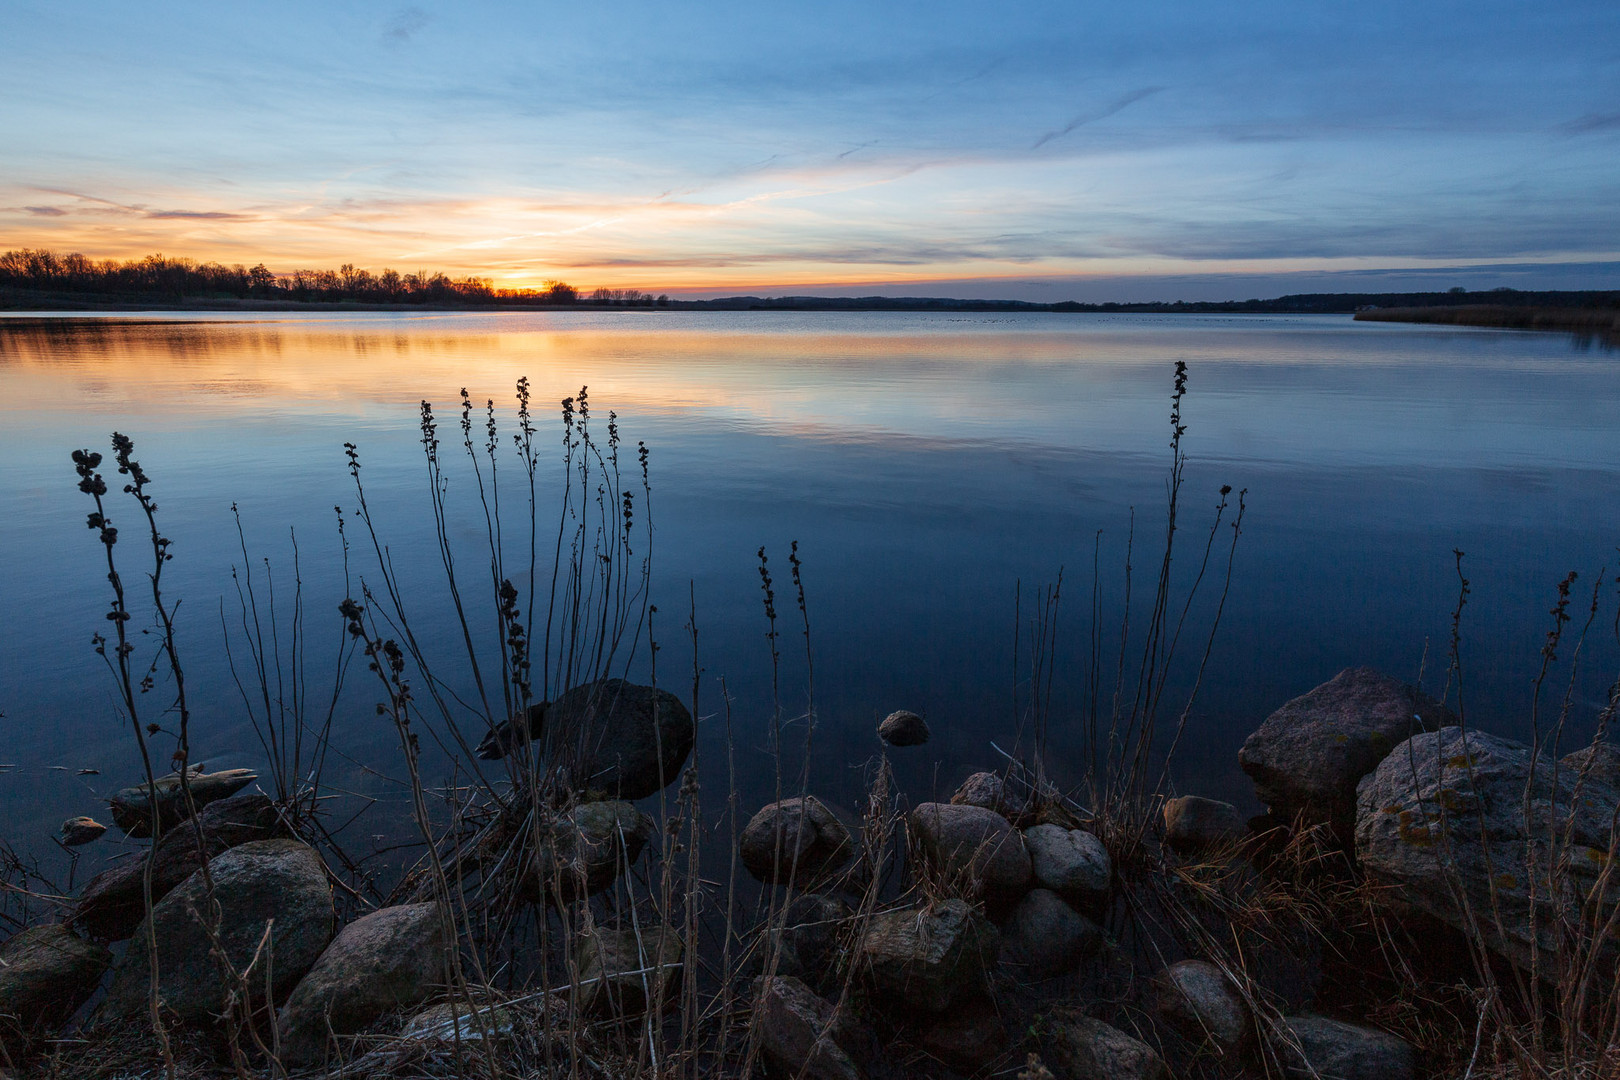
[1,311,1616,872]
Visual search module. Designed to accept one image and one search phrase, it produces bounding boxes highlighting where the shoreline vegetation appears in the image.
[2,368,1618,1080]
[3,247,1619,323]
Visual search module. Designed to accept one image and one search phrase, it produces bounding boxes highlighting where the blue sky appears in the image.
[4,1,1619,298]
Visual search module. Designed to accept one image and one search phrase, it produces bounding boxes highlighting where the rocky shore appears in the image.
[3,667,1617,1079]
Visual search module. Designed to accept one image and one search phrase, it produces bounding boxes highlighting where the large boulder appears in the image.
[1023,824,1111,908]
[543,679,694,800]
[74,793,282,941]
[740,798,852,886]
[107,767,258,837]
[877,710,929,747]
[100,839,333,1022]
[1042,1010,1166,1080]
[1355,726,1620,971]
[999,889,1103,979]
[523,800,654,903]
[572,923,683,1017]
[0,924,111,1051]
[1239,667,1452,834]
[753,975,867,1080]
[860,899,998,1013]
[276,903,449,1066]
[1162,796,1248,855]
[1153,959,1248,1056]
[909,803,1031,896]
[1280,1016,1414,1080]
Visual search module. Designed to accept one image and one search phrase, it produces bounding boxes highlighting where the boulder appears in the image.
[524,800,654,903]
[768,893,850,994]
[73,793,282,941]
[100,839,333,1022]
[860,899,998,1013]
[1162,796,1248,854]
[1355,726,1620,971]
[276,903,449,1066]
[1280,1016,1414,1080]
[59,817,107,847]
[0,924,111,1051]
[877,710,929,747]
[1562,741,1620,789]
[951,772,1033,822]
[1042,1009,1166,1080]
[916,994,1008,1074]
[542,679,694,800]
[1023,824,1110,907]
[1239,667,1452,834]
[573,923,683,1016]
[909,803,1031,896]
[753,975,867,1080]
[1153,959,1248,1055]
[740,798,852,886]
[107,767,258,837]
[999,888,1103,979]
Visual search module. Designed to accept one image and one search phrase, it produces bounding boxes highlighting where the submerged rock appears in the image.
[276,903,448,1067]
[999,888,1103,979]
[523,800,654,903]
[860,899,998,1013]
[910,802,1031,896]
[740,797,852,886]
[1355,726,1620,971]
[1162,796,1248,854]
[1280,1016,1414,1080]
[542,679,694,800]
[107,767,258,837]
[1153,959,1248,1056]
[573,923,683,1017]
[59,816,107,847]
[1239,667,1452,835]
[1042,1010,1166,1080]
[73,793,282,941]
[0,924,111,1052]
[877,709,929,747]
[99,839,333,1023]
[754,975,868,1080]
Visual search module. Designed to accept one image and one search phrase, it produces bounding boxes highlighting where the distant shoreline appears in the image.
[1354,304,1620,338]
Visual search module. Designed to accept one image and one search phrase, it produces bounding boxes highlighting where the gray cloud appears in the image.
[1032,87,1166,150]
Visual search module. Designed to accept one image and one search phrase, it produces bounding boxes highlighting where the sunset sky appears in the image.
[5,1,1620,300]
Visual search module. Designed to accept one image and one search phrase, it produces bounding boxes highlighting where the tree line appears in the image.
[0,249,672,307]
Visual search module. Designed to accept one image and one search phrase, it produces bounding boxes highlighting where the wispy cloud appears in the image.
[1032,87,1165,150]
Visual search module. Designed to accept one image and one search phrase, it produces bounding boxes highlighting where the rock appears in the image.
[100,839,334,1022]
[59,816,107,846]
[917,994,1008,1073]
[402,1001,518,1044]
[910,803,1031,896]
[0,924,111,1051]
[107,767,258,837]
[1042,1009,1166,1080]
[524,800,654,903]
[1153,959,1248,1055]
[1561,741,1620,789]
[276,903,449,1066]
[1162,796,1248,854]
[860,899,998,1013]
[999,888,1103,979]
[753,975,867,1080]
[572,923,683,1016]
[769,894,850,993]
[877,710,929,747]
[73,793,282,941]
[740,798,852,886]
[1280,1016,1414,1080]
[1023,824,1110,907]
[542,679,694,800]
[1355,726,1620,971]
[1239,667,1452,834]
[951,772,1031,822]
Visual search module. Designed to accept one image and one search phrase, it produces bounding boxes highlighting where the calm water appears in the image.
[2,311,1617,877]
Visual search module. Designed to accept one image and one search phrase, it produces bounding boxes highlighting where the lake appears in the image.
[2,311,1616,879]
